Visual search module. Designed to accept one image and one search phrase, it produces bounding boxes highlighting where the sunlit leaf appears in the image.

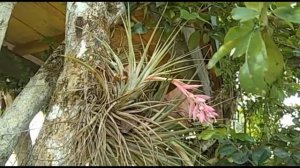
[208,21,254,69]
[179,8,211,24]
[231,7,260,22]
[273,6,300,24]
[262,30,284,85]
[244,2,264,12]
[232,133,254,142]
[180,8,198,20]
[239,29,269,95]
[198,129,216,140]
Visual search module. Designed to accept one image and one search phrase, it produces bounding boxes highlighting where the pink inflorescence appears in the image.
[147,76,218,124]
[171,79,218,124]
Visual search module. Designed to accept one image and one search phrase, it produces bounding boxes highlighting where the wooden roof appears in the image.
[3,2,66,66]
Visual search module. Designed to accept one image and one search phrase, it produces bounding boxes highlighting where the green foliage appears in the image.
[207,2,290,97]
[187,30,201,50]
[2,2,299,166]
[273,6,300,24]
[231,7,260,22]
[251,147,271,166]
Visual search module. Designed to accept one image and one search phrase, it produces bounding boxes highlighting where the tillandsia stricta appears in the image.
[99,4,217,124]
[146,76,218,124]
[66,3,216,166]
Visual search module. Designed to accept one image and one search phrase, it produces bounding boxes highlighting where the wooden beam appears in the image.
[22,55,44,66]
[3,40,44,66]
[0,2,16,51]
[12,33,65,55]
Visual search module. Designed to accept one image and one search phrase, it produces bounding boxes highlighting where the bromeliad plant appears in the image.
[66,4,216,166]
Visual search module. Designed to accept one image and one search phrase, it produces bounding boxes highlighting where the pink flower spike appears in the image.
[198,110,206,123]
[149,76,217,124]
[192,104,198,121]
[195,94,211,100]
[172,79,202,90]
[188,100,195,118]
[195,96,206,103]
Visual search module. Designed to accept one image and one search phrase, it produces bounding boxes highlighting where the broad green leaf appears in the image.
[232,151,249,164]
[273,6,300,24]
[203,33,210,44]
[179,8,211,24]
[207,38,240,69]
[262,30,284,85]
[166,9,175,19]
[188,30,201,50]
[225,21,254,58]
[270,85,285,101]
[198,129,216,140]
[274,147,290,159]
[180,8,198,20]
[207,22,254,69]
[232,33,252,58]
[244,2,264,12]
[232,133,254,142]
[239,64,267,95]
[132,22,147,34]
[251,147,271,165]
[224,21,254,43]
[214,128,228,137]
[239,30,269,95]
[231,7,260,22]
[218,144,237,158]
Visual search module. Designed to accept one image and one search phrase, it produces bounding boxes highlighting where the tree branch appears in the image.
[0,43,65,165]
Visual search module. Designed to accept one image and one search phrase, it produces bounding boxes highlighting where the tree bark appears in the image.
[0,43,64,165]
[29,2,124,166]
[0,2,16,50]
[14,132,32,165]
[0,91,32,166]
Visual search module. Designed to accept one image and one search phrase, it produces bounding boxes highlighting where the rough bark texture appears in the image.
[0,43,64,165]
[29,2,124,166]
[0,2,15,50]
[14,132,32,165]
[0,91,32,166]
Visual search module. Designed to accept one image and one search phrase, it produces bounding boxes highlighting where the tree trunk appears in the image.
[0,2,15,50]
[0,43,64,165]
[14,132,32,165]
[29,2,124,166]
[0,91,32,166]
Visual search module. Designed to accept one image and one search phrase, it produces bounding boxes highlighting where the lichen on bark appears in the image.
[29,2,125,166]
